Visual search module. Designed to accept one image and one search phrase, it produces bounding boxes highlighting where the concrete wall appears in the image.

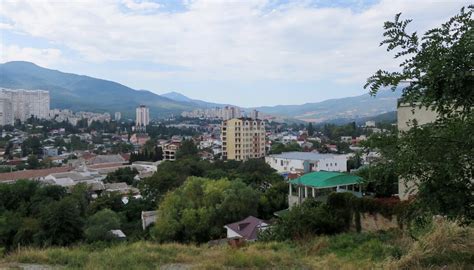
[397,104,439,200]
[397,104,439,132]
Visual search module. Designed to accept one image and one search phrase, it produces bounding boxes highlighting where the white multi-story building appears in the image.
[136,105,150,128]
[250,109,260,120]
[0,98,13,126]
[181,106,242,120]
[115,112,121,121]
[0,88,50,123]
[265,152,348,174]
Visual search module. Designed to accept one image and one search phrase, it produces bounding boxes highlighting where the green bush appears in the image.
[85,209,121,243]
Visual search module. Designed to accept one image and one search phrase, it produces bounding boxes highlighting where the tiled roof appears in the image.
[225,216,268,241]
[268,151,340,161]
[0,167,73,182]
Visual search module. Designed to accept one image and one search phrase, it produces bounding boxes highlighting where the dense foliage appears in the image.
[139,158,287,219]
[365,6,473,117]
[104,167,139,186]
[262,193,408,241]
[0,181,152,251]
[364,7,473,222]
[152,177,260,243]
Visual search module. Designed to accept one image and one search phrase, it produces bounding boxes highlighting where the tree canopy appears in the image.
[152,177,260,243]
[365,6,473,117]
[364,7,473,222]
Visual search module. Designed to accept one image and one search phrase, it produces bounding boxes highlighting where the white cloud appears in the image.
[122,0,161,12]
[0,44,63,67]
[0,0,469,85]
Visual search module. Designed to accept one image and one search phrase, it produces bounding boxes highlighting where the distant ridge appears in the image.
[161,91,231,108]
[0,61,197,118]
[252,89,401,123]
[0,61,401,122]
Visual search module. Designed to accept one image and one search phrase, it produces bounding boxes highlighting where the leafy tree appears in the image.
[104,167,139,186]
[26,155,40,169]
[270,142,302,154]
[87,192,124,216]
[357,165,397,198]
[347,152,362,171]
[336,141,351,154]
[257,181,288,220]
[307,123,315,136]
[175,139,198,160]
[152,177,259,243]
[262,199,341,241]
[37,197,84,246]
[365,6,473,118]
[21,136,42,157]
[365,7,474,221]
[139,158,207,202]
[85,209,121,242]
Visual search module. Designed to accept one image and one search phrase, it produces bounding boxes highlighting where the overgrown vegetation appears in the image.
[364,6,473,222]
[1,219,471,269]
[261,193,409,241]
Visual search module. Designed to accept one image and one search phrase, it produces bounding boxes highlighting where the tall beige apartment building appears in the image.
[221,118,266,161]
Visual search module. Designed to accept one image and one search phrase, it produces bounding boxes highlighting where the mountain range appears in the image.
[0,61,400,122]
[252,89,400,123]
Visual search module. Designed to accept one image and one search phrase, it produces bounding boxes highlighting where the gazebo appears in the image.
[288,171,363,207]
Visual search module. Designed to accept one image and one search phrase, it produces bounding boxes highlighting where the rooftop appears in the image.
[268,151,341,161]
[289,171,362,189]
[224,216,268,241]
[0,166,73,182]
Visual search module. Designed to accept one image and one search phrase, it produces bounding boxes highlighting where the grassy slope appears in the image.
[1,220,472,270]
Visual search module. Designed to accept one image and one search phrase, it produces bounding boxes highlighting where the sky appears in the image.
[0,0,469,107]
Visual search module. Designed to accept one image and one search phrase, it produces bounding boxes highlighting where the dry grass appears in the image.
[385,218,474,269]
[2,219,472,270]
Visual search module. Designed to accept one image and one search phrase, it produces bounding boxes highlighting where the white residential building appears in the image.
[181,106,242,120]
[115,112,122,121]
[265,152,348,174]
[0,98,13,126]
[136,105,150,128]
[0,88,50,123]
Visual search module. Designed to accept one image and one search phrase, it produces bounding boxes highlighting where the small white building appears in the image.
[265,152,347,174]
[340,136,353,144]
[365,121,376,128]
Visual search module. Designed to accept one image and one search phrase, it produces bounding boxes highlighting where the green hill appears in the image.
[0,61,197,118]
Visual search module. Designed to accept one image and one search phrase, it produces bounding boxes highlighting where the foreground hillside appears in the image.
[1,219,472,270]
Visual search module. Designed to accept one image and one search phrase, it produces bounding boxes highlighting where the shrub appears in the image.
[85,209,121,243]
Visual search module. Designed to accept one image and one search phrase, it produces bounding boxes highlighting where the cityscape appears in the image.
[0,1,472,269]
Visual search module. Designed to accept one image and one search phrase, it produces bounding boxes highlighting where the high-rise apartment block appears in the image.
[221,118,266,161]
[0,88,50,125]
[250,109,260,120]
[181,106,242,120]
[136,105,150,128]
[115,112,122,121]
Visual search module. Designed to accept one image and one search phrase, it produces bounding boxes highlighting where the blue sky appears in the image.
[0,0,469,107]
